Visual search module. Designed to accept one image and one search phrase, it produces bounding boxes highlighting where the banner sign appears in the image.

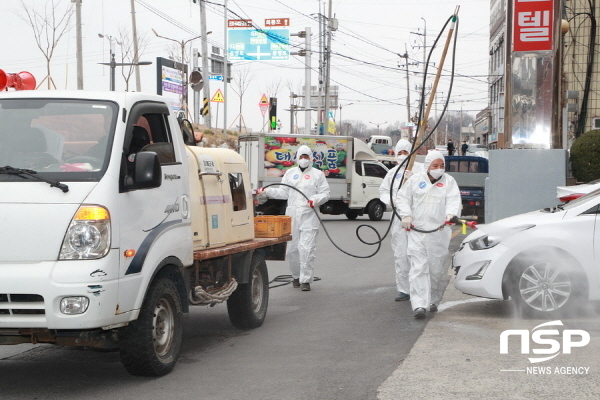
[262,136,348,179]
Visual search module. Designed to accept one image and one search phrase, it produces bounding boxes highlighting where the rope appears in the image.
[189,278,238,305]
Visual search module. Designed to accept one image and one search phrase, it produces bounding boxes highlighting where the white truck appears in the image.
[366,135,397,169]
[0,90,290,376]
[238,133,389,220]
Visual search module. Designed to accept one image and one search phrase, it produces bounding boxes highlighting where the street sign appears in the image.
[265,18,290,27]
[259,93,269,116]
[209,75,223,81]
[228,19,252,28]
[228,29,290,61]
[211,89,224,103]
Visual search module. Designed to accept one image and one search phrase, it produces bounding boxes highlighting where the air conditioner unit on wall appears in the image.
[594,118,600,129]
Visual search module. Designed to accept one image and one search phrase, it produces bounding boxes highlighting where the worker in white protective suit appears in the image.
[379,139,420,302]
[395,150,461,319]
[258,145,330,291]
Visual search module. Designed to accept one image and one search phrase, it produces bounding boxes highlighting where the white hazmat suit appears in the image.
[265,145,330,285]
[396,150,461,312]
[379,139,413,298]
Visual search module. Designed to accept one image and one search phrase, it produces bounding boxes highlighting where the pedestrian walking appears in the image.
[258,145,330,291]
[396,150,461,319]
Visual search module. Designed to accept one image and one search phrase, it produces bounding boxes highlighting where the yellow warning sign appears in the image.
[259,93,268,105]
[211,89,224,103]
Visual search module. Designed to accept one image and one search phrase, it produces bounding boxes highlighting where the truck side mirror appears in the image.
[130,151,162,189]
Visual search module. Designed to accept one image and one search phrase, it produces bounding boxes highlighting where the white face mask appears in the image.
[298,158,311,168]
[429,168,444,179]
[396,155,408,164]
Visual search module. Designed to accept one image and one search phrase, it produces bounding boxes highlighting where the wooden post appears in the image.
[407,6,460,171]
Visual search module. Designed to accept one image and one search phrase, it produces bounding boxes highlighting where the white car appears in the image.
[453,188,600,318]
[556,178,600,202]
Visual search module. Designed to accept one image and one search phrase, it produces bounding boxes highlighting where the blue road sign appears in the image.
[209,75,223,81]
[228,29,290,61]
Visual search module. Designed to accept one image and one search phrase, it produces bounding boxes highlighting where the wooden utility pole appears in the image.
[407,7,460,171]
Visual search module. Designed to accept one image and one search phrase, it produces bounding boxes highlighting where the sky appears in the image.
[0,0,490,138]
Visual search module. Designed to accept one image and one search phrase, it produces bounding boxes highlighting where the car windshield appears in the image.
[0,98,117,182]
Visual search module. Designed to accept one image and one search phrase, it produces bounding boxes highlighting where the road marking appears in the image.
[437,297,494,312]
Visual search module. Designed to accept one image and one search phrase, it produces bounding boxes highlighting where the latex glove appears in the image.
[401,216,412,230]
[308,200,315,208]
[404,169,414,179]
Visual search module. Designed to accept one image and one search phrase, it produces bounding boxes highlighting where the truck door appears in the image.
[117,104,188,312]
[350,161,388,208]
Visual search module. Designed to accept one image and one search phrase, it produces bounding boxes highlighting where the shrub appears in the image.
[570,129,600,183]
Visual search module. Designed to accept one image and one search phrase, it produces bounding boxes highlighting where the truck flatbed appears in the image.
[193,235,292,261]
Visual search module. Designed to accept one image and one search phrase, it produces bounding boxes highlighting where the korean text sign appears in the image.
[262,136,348,180]
[513,0,554,52]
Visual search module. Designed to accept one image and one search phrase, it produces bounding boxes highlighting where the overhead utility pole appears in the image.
[291,28,312,135]
[130,0,142,91]
[74,0,83,89]
[223,0,229,139]
[323,0,335,135]
[198,0,212,128]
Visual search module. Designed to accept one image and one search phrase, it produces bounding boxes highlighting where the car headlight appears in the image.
[468,224,535,251]
[59,205,111,260]
[469,235,501,250]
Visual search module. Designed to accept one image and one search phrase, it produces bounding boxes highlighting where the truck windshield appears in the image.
[0,99,117,181]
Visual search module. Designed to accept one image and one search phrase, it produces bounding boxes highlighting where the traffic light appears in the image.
[269,97,277,131]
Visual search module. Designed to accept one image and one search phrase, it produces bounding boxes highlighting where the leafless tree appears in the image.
[18,0,73,89]
[116,27,149,91]
[264,78,283,99]
[285,79,303,133]
[229,65,254,132]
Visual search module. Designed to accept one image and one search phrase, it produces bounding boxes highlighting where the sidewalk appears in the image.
[377,274,600,400]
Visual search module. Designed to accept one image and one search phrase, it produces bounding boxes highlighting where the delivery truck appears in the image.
[238,133,389,220]
[0,90,290,376]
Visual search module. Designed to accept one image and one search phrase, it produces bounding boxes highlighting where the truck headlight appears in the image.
[60,296,90,314]
[59,206,111,260]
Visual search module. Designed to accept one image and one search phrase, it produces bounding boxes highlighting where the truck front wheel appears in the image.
[227,253,269,329]
[119,277,183,376]
[367,200,385,221]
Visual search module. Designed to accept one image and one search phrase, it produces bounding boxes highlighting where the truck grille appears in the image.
[0,294,45,315]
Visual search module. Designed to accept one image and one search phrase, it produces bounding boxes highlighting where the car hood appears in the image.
[0,182,96,262]
[463,208,563,243]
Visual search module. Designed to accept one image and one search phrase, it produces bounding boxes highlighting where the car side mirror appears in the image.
[130,151,162,189]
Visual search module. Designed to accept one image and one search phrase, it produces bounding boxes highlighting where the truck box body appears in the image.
[239,133,389,220]
[0,90,288,376]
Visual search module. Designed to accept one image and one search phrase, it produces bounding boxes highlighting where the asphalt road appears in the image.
[0,213,463,400]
